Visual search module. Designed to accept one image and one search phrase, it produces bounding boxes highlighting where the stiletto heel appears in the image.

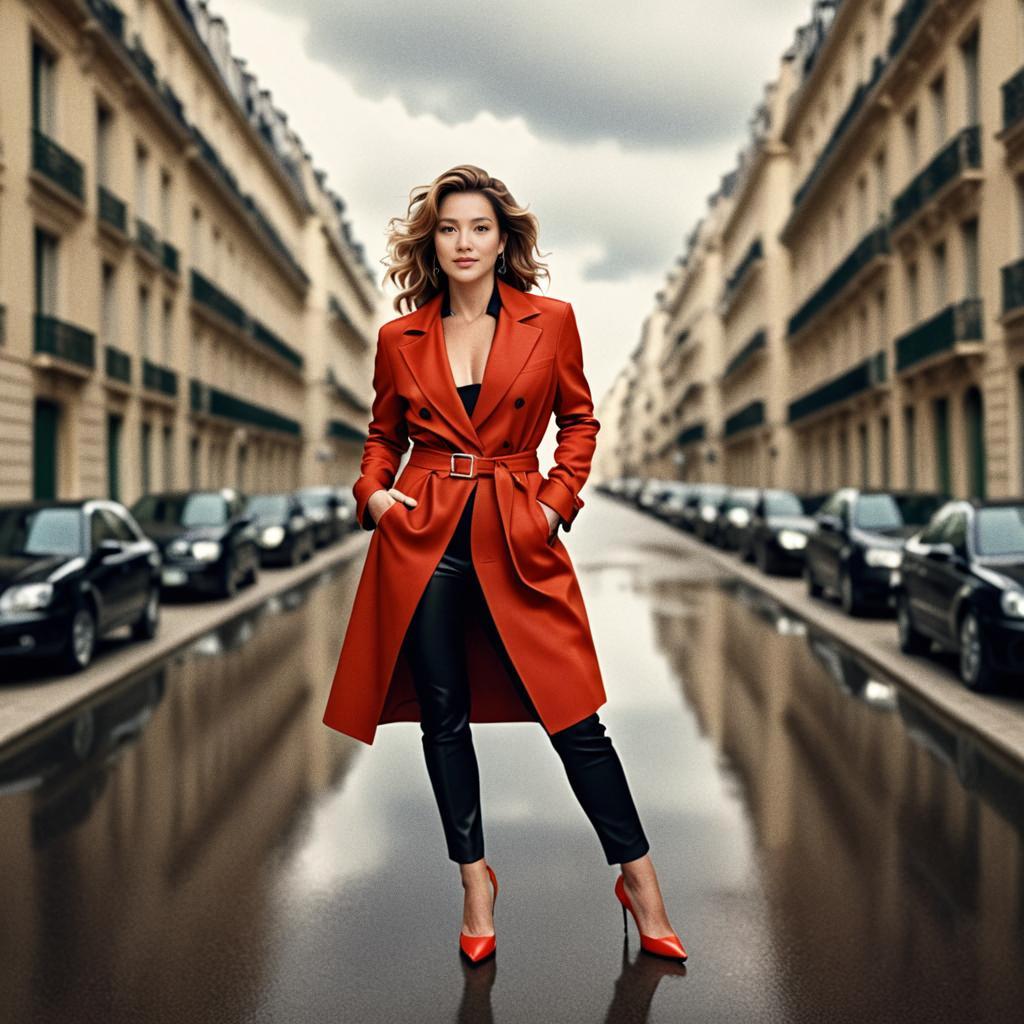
[459,863,498,964]
[614,873,687,964]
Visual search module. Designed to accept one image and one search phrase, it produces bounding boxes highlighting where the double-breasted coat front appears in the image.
[322,276,607,745]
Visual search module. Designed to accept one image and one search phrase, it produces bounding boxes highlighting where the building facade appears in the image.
[0,0,379,505]
[605,0,1024,503]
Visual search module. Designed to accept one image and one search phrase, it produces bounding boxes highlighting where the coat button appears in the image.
[514,397,525,408]
[502,440,511,448]
[419,406,432,419]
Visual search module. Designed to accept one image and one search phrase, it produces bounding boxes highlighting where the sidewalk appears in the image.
[663,516,1024,771]
[0,531,366,754]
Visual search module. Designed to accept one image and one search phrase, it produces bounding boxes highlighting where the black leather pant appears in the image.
[400,490,650,866]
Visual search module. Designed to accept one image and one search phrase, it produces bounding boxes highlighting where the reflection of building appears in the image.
[605,0,1024,501]
[0,0,380,504]
[656,575,1024,1020]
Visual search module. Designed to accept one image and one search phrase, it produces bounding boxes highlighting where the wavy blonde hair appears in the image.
[380,164,551,313]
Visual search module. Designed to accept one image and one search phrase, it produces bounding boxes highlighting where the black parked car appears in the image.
[895,498,1024,692]
[245,492,316,567]
[741,489,817,574]
[295,486,344,547]
[0,500,161,673]
[694,485,732,543]
[714,487,761,550]
[129,488,260,600]
[679,483,726,534]
[804,488,947,616]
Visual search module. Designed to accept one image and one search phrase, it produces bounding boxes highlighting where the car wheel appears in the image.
[840,568,861,617]
[59,604,97,673]
[130,585,160,640]
[219,558,237,599]
[804,561,823,598]
[896,592,929,655]
[958,610,999,692]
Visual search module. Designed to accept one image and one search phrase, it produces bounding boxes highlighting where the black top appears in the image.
[441,275,502,319]
[456,382,481,416]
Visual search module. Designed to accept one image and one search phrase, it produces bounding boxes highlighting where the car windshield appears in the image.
[726,489,759,508]
[0,506,83,557]
[765,492,805,516]
[299,491,330,507]
[854,493,942,530]
[247,495,288,518]
[975,506,1024,557]
[131,493,227,527]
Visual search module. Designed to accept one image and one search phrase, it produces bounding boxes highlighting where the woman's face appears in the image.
[434,191,507,283]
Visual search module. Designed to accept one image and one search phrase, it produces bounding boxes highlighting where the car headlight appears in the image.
[701,506,716,522]
[0,582,54,614]
[191,540,221,561]
[1001,588,1024,618]
[777,529,807,550]
[727,507,750,526]
[865,547,901,568]
[168,538,190,556]
[261,526,285,546]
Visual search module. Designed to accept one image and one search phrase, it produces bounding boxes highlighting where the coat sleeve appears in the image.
[352,331,409,531]
[536,302,600,533]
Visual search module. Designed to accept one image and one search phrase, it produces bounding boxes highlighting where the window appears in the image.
[100,507,135,543]
[160,169,172,236]
[942,510,968,556]
[904,108,919,172]
[874,149,888,218]
[932,241,948,307]
[975,505,1024,556]
[34,227,58,315]
[904,405,917,488]
[135,142,149,221]
[857,175,869,234]
[962,218,980,298]
[31,42,56,135]
[929,73,947,146]
[961,28,980,126]
[907,261,920,323]
[96,104,113,187]
[138,284,150,356]
[918,506,952,544]
[162,298,173,363]
[191,206,202,264]
[101,263,116,344]
[880,414,891,488]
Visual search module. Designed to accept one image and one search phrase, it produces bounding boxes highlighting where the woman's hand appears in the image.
[368,487,417,525]
[536,499,560,539]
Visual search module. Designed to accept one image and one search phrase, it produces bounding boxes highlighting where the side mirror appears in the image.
[927,542,955,561]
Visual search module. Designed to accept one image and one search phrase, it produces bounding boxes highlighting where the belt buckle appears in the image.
[449,452,476,478]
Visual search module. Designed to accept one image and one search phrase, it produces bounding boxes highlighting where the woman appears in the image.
[323,165,687,966]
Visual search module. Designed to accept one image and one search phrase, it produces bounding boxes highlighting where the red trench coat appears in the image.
[322,277,606,745]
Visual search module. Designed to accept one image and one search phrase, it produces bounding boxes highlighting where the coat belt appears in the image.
[407,445,539,477]
[406,445,552,590]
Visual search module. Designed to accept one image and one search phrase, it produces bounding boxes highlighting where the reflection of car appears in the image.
[714,487,761,550]
[741,489,817,574]
[0,500,161,673]
[130,488,260,600]
[894,498,1024,692]
[245,492,315,567]
[804,488,947,616]
[295,486,344,547]
[0,669,166,794]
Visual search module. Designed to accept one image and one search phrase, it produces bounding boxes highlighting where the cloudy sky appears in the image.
[212,0,812,408]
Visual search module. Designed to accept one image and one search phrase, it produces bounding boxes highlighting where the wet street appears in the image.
[1,494,1023,1024]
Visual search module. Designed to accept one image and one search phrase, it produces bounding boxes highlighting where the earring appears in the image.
[497,250,506,274]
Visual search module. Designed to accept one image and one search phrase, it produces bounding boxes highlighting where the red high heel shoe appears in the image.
[614,873,688,963]
[459,863,498,964]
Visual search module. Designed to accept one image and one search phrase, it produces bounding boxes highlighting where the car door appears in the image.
[930,509,970,646]
[906,507,953,637]
[88,508,131,626]
[103,506,152,620]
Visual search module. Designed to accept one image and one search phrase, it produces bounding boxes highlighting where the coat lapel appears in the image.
[397,277,543,452]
